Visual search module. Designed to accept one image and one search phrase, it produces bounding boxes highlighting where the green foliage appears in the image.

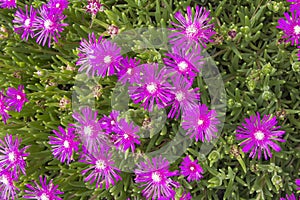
[0,0,299,199]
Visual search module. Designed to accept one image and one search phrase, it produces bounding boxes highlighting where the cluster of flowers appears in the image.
[0,85,27,124]
[0,134,63,200]
[277,0,300,60]
[10,0,69,47]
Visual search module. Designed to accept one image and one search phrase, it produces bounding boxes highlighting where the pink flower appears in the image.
[49,125,79,164]
[6,85,28,112]
[277,11,300,46]
[182,104,220,142]
[0,169,19,200]
[169,5,215,48]
[179,155,203,182]
[0,0,16,9]
[23,176,64,199]
[117,57,141,84]
[296,179,300,190]
[236,112,286,160]
[134,156,179,200]
[0,91,10,124]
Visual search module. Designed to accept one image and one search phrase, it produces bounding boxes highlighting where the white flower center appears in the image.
[8,152,15,162]
[96,160,105,170]
[56,3,60,8]
[124,133,129,139]
[146,83,158,94]
[40,193,49,200]
[127,68,133,75]
[111,120,115,125]
[84,126,92,136]
[24,18,31,27]
[294,25,300,35]
[63,140,70,148]
[104,55,112,64]
[151,172,161,182]
[197,119,204,125]
[190,166,195,171]
[175,91,185,102]
[44,20,53,30]
[17,95,21,100]
[178,61,188,72]
[254,130,265,141]
[186,25,198,35]
[1,175,9,185]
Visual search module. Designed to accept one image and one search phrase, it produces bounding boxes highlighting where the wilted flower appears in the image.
[49,125,79,164]
[236,112,286,160]
[169,5,215,48]
[23,176,64,199]
[134,156,179,200]
[182,104,220,142]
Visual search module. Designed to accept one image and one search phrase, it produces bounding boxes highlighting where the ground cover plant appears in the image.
[0,0,300,199]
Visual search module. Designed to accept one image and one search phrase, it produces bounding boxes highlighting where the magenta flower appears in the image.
[163,46,204,82]
[182,104,220,142]
[168,75,200,119]
[86,0,104,15]
[0,169,19,200]
[79,145,122,189]
[23,176,64,199]
[99,110,120,134]
[134,156,179,200]
[280,193,297,200]
[6,85,28,112]
[13,5,37,41]
[180,191,192,200]
[296,179,300,190]
[179,155,203,182]
[287,0,300,12]
[129,63,173,112]
[236,112,286,160]
[113,118,140,152]
[0,91,10,124]
[169,5,215,48]
[94,39,122,77]
[0,134,30,176]
[49,125,79,165]
[72,107,109,152]
[0,0,16,9]
[33,5,68,47]
[117,57,141,84]
[277,11,300,46]
[76,33,103,77]
[47,0,69,14]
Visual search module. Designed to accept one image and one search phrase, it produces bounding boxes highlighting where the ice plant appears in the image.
[287,0,300,12]
[134,156,179,200]
[6,85,28,112]
[76,33,103,77]
[117,56,141,84]
[277,11,300,46]
[179,155,204,182]
[296,179,300,190]
[49,125,79,165]
[0,0,16,9]
[129,63,173,112]
[86,0,104,15]
[280,193,297,200]
[99,110,120,134]
[0,169,19,200]
[169,5,215,48]
[0,91,10,124]
[47,0,69,14]
[23,176,64,199]
[33,4,68,47]
[163,46,204,82]
[113,118,140,152]
[13,5,37,41]
[0,134,30,176]
[180,191,192,200]
[236,112,286,160]
[182,104,220,142]
[79,145,122,189]
[168,75,200,119]
[72,107,108,152]
[94,39,122,77]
